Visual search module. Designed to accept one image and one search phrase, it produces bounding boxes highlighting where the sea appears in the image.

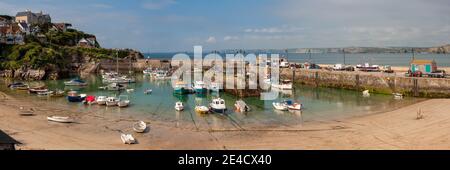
[145,52,450,67]
[0,74,423,129]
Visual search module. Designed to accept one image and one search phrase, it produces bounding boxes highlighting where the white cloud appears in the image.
[206,36,216,43]
[244,26,304,34]
[224,36,239,41]
[142,0,176,10]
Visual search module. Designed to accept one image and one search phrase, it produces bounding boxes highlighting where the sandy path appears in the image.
[1,91,450,150]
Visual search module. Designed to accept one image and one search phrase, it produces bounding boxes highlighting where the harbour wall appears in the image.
[281,68,450,98]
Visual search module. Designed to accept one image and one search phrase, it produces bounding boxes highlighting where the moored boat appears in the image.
[271,79,293,90]
[18,107,35,116]
[193,81,207,94]
[273,102,288,111]
[209,98,227,114]
[284,100,303,110]
[47,116,74,123]
[8,82,29,90]
[106,96,119,106]
[67,91,86,102]
[133,121,147,133]
[235,100,250,113]
[175,101,184,111]
[50,90,65,97]
[117,95,130,107]
[144,88,152,94]
[393,93,403,99]
[363,90,370,97]
[83,95,96,105]
[64,79,87,86]
[195,106,209,114]
[120,134,136,144]
[96,96,107,105]
[173,81,188,95]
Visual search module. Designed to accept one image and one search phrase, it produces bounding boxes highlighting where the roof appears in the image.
[16,11,33,17]
[411,59,435,65]
[0,130,21,145]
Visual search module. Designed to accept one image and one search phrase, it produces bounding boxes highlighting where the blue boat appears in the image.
[67,91,86,102]
[64,79,87,86]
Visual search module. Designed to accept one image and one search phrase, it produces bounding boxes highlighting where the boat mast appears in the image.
[343,48,346,65]
[116,51,119,74]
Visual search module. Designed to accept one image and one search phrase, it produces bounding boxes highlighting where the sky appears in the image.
[0,0,449,52]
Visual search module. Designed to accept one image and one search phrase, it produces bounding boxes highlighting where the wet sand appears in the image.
[1,91,450,150]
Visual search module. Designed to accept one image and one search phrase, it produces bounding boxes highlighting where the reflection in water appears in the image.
[0,75,423,129]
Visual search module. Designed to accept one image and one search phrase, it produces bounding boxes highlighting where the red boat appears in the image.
[83,96,96,105]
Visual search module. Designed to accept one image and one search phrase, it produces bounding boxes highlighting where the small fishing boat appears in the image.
[195,106,209,114]
[96,96,107,105]
[133,121,147,133]
[100,83,126,91]
[18,107,34,116]
[393,93,403,99]
[106,96,119,106]
[117,95,130,107]
[37,90,53,96]
[271,80,293,90]
[143,68,153,75]
[154,70,171,80]
[64,79,87,86]
[67,91,86,102]
[173,81,187,95]
[121,134,136,144]
[175,101,184,111]
[363,90,370,97]
[50,90,65,97]
[235,100,250,113]
[28,88,48,94]
[194,81,207,94]
[284,100,303,110]
[144,89,152,94]
[273,102,288,111]
[83,95,96,105]
[126,89,135,93]
[8,82,29,90]
[209,98,227,114]
[208,82,222,92]
[47,116,74,123]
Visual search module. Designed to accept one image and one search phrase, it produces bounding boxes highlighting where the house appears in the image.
[52,23,72,32]
[410,59,437,74]
[15,10,51,25]
[78,36,98,48]
[0,16,13,27]
[17,22,30,34]
[0,130,21,150]
[0,23,25,44]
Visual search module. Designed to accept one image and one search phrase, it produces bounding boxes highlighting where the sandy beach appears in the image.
[1,91,450,150]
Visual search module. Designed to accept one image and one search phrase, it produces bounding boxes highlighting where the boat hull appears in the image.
[195,88,208,94]
[67,96,85,102]
[173,88,187,95]
[210,107,227,114]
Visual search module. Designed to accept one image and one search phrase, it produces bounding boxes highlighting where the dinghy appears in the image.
[133,121,147,133]
[195,106,209,114]
[117,95,130,107]
[121,134,136,144]
[144,89,152,94]
[284,100,303,110]
[47,116,74,123]
[106,97,119,106]
[175,101,184,111]
[126,89,135,93]
[18,107,34,116]
[393,93,403,99]
[273,102,288,111]
[83,95,96,105]
[96,96,107,105]
[50,90,65,97]
[235,100,250,113]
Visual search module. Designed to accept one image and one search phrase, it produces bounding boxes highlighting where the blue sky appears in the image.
[1,0,449,52]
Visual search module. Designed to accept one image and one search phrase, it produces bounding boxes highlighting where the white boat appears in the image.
[363,90,370,97]
[271,80,293,90]
[143,68,153,75]
[47,116,74,123]
[117,95,130,107]
[393,93,403,99]
[121,134,136,144]
[103,76,136,84]
[18,107,34,116]
[133,121,147,133]
[106,97,119,106]
[193,81,207,94]
[273,102,288,111]
[96,96,107,105]
[210,98,227,113]
[64,79,87,86]
[175,101,184,111]
[144,89,152,94]
[195,106,209,114]
[208,82,222,92]
[37,90,53,96]
[126,89,135,93]
[154,70,171,80]
[100,83,126,91]
[284,100,303,110]
[235,100,250,113]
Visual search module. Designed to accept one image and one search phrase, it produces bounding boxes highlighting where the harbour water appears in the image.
[145,53,450,67]
[1,75,423,129]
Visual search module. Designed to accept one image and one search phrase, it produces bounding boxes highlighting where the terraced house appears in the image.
[15,10,51,25]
